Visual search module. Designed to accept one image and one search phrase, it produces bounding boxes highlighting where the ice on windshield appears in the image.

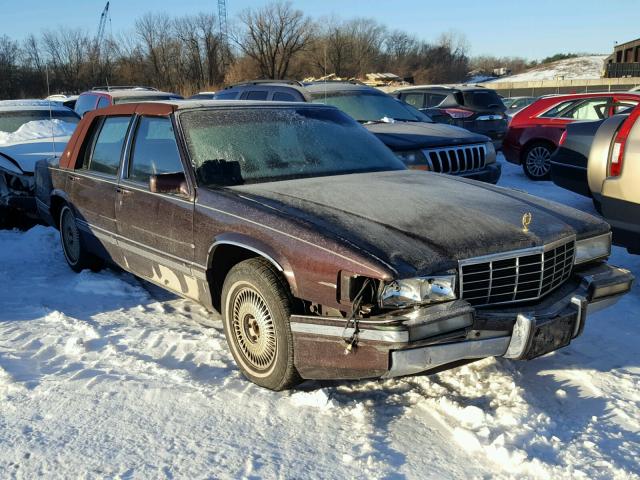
[180,107,405,186]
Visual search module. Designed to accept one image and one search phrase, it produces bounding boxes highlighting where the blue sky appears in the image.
[2,0,638,59]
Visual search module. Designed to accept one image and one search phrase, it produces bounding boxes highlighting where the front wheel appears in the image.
[59,205,103,272]
[523,143,553,180]
[221,257,301,390]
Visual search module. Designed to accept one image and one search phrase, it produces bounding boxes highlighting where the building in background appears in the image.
[605,38,640,78]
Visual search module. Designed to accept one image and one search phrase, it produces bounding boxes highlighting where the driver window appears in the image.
[128,116,184,186]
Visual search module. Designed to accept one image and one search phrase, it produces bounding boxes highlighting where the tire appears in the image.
[59,205,103,272]
[221,257,301,390]
[522,142,553,180]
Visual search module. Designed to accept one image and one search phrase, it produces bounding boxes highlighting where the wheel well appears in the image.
[521,139,556,163]
[207,244,262,313]
[50,195,66,229]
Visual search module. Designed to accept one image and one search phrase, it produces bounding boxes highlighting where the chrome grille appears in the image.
[424,143,487,174]
[459,237,576,307]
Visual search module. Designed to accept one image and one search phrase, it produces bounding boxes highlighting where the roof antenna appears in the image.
[323,43,327,104]
[45,65,57,158]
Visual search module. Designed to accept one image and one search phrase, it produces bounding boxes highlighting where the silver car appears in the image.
[588,106,640,253]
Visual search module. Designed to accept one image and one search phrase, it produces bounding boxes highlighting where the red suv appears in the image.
[503,92,640,180]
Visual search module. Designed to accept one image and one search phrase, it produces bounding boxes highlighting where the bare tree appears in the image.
[235,1,313,79]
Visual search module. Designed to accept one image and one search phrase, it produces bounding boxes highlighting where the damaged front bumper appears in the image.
[290,263,634,380]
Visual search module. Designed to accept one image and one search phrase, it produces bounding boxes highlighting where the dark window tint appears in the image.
[97,97,110,109]
[427,93,447,107]
[245,90,269,101]
[401,92,425,109]
[128,117,183,184]
[87,116,131,175]
[272,92,297,102]
[74,94,98,116]
[461,90,504,110]
[214,91,239,100]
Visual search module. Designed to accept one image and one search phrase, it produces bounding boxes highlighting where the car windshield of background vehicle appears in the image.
[180,107,406,186]
[0,110,80,133]
[310,92,425,123]
[114,95,182,104]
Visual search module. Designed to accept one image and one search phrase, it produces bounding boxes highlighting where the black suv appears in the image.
[214,80,501,184]
[392,86,508,149]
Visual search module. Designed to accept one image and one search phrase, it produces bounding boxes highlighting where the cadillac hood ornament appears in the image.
[522,212,532,232]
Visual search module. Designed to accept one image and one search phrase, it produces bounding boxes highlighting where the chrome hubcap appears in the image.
[526,146,551,177]
[232,287,277,371]
[62,210,80,264]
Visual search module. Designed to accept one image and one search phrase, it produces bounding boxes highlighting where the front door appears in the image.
[66,115,133,265]
[115,115,197,299]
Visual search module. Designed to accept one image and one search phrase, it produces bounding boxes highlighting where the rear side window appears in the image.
[461,90,504,109]
[245,91,269,101]
[427,93,447,107]
[128,117,184,184]
[86,116,131,175]
[539,100,579,118]
[97,97,110,109]
[214,91,239,100]
[74,94,98,117]
[401,92,425,109]
[272,92,297,102]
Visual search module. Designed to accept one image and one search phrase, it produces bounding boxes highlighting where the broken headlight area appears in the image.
[380,274,457,309]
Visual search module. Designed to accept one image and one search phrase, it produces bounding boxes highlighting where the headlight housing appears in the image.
[485,141,497,164]
[575,232,611,265]
[380,275,457,309]
[395,150,429,169]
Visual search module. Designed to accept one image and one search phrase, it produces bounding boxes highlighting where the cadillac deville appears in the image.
[37,100,634,390]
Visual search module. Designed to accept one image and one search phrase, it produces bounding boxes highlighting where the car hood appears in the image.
[230,171,609,277]
[0,137,69,174]
[364,121,489,150]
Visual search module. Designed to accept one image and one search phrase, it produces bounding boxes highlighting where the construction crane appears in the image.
[218,0,229,67]
[96,1,110,57]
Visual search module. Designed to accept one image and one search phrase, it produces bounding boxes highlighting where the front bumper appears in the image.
[290,263,634,380]
[457,162,501,184]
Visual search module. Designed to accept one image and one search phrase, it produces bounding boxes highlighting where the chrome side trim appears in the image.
[208,240,284,272]
[384,336,511,377]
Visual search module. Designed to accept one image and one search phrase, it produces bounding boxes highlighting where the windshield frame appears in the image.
[175,105,407,187]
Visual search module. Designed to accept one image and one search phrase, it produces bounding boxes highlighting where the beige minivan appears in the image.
[588,105,640,253]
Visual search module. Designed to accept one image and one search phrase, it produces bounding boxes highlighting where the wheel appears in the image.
[59,205,103,272]
[522,143,553,180]
[221,257,301,390]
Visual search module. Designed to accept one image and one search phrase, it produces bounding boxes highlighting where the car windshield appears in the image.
[114,95,183,104]
[179,106,406,186]
[0,110,79,133]
[310,91,426,123]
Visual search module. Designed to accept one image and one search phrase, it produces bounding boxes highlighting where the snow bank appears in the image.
[490,55,607,83]
[0,119,76,145]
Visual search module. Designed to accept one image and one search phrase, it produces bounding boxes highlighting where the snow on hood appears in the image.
[0,120,74,174]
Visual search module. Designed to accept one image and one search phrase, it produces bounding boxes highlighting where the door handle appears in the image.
[68,174,80,181]
[116,187,132,196]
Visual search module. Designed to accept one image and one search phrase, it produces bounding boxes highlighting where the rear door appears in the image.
[66,115,132,264]
[115,115,197,298]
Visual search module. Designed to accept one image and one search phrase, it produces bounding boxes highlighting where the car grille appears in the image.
[459,237,576,307]
[424,143,487,174]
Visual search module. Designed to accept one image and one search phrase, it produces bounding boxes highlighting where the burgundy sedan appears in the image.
[503,92,640,180]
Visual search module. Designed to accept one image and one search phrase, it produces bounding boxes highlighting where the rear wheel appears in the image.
[221,257,301,390]
[523,143,553,180]
[59,205,103,272]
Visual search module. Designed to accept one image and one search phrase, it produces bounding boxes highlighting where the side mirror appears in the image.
[149,172,189,196]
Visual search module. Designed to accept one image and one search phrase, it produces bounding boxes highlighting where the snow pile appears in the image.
[491,55,607,83]
[0,119,76,145]
[0,161,638,478]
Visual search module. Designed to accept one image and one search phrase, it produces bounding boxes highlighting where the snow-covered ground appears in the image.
[0,157,638,479]
[491,56,607,83]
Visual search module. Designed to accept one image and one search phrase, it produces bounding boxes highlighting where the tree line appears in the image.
[0,1,535,100]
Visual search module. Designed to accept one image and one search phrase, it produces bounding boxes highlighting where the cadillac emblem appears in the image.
[522,212,532,233]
